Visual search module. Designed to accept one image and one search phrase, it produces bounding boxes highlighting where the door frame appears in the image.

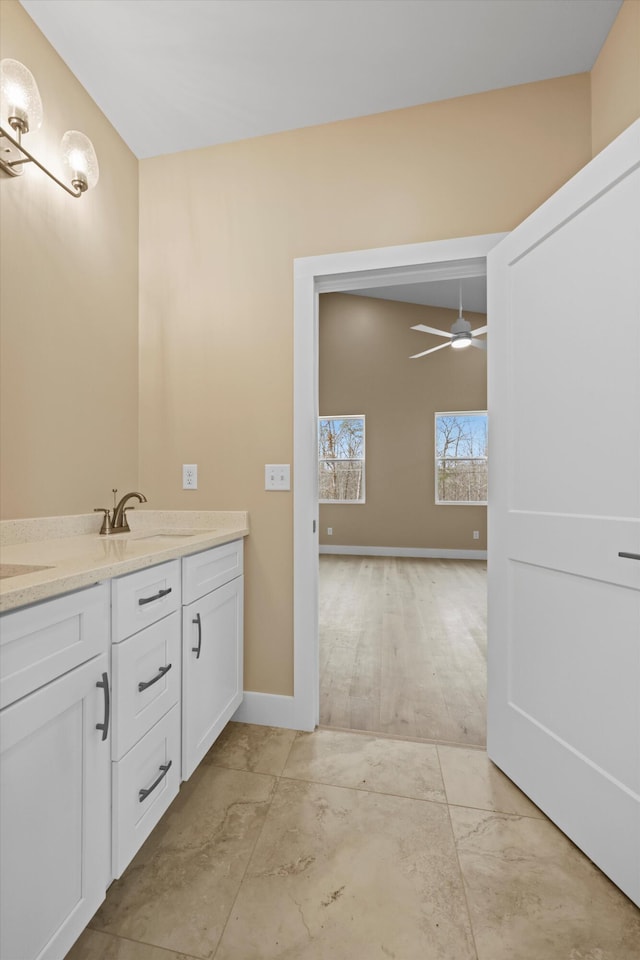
[291,233,506,731]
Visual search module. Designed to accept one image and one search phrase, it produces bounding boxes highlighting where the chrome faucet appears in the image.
[95,489,148,535]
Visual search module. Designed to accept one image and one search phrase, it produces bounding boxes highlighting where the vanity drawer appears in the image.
[112,703,181,879]
[0,583,109,709]
[182,539,243,604]
[111,611,181,760]
[112,560,180,642]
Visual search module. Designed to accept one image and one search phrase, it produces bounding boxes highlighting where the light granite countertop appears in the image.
[0,510,249,613]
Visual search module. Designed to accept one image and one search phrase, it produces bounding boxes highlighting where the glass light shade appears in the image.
[61,130,99,191]
[0,58,43,132]
[451,335,472,350]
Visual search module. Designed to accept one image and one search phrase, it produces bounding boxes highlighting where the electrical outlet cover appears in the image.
[183,464,198,489]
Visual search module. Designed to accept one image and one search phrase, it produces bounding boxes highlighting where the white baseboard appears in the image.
[232,692,311,731]
[319,544,487,560]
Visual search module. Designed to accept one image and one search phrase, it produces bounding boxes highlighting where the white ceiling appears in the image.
[20,0,621,161]
[349,276,487,314]
[16,0,620,312]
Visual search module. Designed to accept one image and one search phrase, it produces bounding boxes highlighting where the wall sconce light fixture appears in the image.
[0,58,99,197]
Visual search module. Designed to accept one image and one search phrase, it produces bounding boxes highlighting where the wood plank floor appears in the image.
[319,555,487,746]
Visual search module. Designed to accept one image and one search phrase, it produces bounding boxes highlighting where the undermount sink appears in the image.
[110,531,212,541]
[0,563,55,580]
[135,532,201,539]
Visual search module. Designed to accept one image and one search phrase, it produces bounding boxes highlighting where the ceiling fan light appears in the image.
[451,333,472,349]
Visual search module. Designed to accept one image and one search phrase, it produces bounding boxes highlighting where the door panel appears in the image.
[509,562,639,788]
[488,119,640,906]
[0,654,110,960]
[182,576,244,780]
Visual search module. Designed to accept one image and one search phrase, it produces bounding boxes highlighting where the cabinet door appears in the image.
[0,654,111,960]
[182,576,243,780]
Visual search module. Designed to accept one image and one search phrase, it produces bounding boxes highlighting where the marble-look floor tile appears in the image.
[91,766,275,959]
[65,928,195,959]
[437,746,544,818]
[215,778,476,959]
[282,728,446,803]
[203,722,297,776]
[450,806,640,960]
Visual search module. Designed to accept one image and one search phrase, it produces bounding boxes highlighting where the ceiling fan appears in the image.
[409,283,487,359]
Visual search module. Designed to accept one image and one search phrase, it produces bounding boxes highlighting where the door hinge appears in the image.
[313,520,316,533]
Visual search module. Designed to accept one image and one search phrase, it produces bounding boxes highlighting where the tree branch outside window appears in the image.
[319,416,365,503]
[435,412,487,504]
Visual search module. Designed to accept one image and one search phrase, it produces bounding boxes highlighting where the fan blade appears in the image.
[470,325,487,336]
[470,339,487,350]
[410,324,452,339]
[410,342,451,359]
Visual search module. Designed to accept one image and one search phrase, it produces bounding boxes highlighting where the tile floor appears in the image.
[68,723,640,960]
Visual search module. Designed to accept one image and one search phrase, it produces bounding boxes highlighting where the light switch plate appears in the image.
[265,464,290,491]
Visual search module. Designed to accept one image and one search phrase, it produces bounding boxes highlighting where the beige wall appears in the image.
[591,0,640,156]
[0,0,138,519]
[319,294,487,550]
[139,75,591,695]
[7,0,637,700]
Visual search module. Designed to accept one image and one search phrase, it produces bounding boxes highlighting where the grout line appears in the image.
[278,728,301,774]
[277,770,450,806]
[278,769,547,822]
[81,927,204,959]
[210,770,281,959]
[317,722,486,750]
[446,799,548,821]
[436,746,481,960]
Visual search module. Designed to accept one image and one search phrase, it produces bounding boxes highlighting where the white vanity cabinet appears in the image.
[0,584,111,960]
[110,561,182,878]
[182,540,244,780]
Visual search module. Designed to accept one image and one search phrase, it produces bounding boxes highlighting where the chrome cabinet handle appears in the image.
[138,663,172,692]
[138,760,172,802]
[95,672,110,741]
[138,587,172,606]
[618,552,640,561]
[192,613,202,659]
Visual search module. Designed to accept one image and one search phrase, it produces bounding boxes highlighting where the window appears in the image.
[319,415,365,503]
[435,411,487,504]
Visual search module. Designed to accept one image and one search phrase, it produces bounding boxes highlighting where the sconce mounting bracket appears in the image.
[0,132,25,177]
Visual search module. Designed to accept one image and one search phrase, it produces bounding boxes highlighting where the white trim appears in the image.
[319,545,487,559]
[293,233,506,734]
[232,692,309,731]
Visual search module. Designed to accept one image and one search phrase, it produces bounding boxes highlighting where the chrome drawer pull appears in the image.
[95,672,110,742]
[618,552,640,561]
[138,663,172,692]
[139,760,172,803]
[138,587,172,606]
[192,613,202,659]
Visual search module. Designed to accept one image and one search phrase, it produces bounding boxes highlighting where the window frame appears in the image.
[318,414,366,504]
[434,410,488,506]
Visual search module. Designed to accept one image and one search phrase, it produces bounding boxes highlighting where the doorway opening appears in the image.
[292,234,506,736]
[317,281,488,745]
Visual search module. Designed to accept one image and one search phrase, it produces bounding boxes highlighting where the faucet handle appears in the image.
[94,508,114,536]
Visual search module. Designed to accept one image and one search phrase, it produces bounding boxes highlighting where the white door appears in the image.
[487,119,640,906]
